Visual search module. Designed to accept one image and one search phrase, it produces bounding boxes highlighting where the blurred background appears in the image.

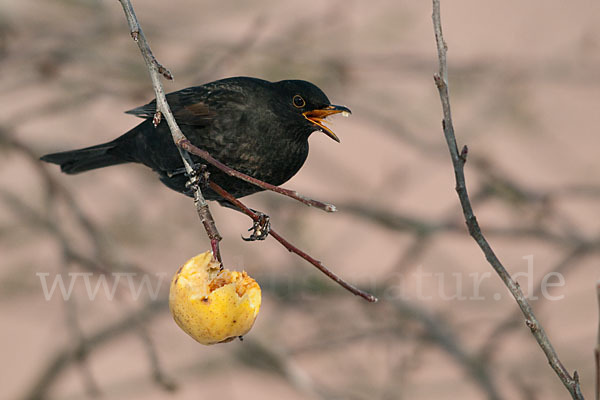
[1,0,599,399]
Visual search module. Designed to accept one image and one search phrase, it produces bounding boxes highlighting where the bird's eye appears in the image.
[292,95,306,108]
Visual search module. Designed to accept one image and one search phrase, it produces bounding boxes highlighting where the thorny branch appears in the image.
[432,1,584,399]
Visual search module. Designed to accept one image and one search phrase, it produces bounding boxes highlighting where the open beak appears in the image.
[303,105,351,143]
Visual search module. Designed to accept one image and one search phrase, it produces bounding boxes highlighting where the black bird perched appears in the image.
[41,77,350,203]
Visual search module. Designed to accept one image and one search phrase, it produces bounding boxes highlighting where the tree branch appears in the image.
[208,181,377,303]
[117,0,223,262]
[177,139,337,212]
[431,1,584,398]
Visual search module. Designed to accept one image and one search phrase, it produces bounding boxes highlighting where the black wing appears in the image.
[125,84,248,127]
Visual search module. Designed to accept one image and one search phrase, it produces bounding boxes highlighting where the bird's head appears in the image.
[273,80,351,143]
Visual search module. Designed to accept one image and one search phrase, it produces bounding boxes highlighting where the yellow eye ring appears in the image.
[292,95,305,108]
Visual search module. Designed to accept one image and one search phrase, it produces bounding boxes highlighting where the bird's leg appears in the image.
[242,211,271,241]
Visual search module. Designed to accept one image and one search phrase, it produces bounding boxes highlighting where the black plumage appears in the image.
[41,77,350,201]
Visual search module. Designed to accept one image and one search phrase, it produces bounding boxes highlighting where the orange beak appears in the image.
[303,105,351,143]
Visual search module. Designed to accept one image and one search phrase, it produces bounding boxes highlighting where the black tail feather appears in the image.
[40,142,126,174]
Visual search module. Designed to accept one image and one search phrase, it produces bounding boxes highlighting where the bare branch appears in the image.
[117,0,223,262]
[431,1,584,398]
[177,139,337,212]
[209,181,377,303]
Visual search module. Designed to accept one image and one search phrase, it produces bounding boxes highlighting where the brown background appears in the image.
[1,0,599,399]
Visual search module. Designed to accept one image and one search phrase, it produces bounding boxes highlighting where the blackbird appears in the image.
[41,77,350,203]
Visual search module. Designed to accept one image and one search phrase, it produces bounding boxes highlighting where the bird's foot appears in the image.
[185,164,210,191]
[242,212,271,241]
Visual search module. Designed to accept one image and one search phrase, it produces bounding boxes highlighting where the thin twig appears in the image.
[208,181,377,303]
[177,139,337,212]
[431,1,584,398]
[117,0,223,262]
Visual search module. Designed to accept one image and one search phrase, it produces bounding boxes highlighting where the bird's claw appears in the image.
[185,164,210,191]
[242,213,270,241]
